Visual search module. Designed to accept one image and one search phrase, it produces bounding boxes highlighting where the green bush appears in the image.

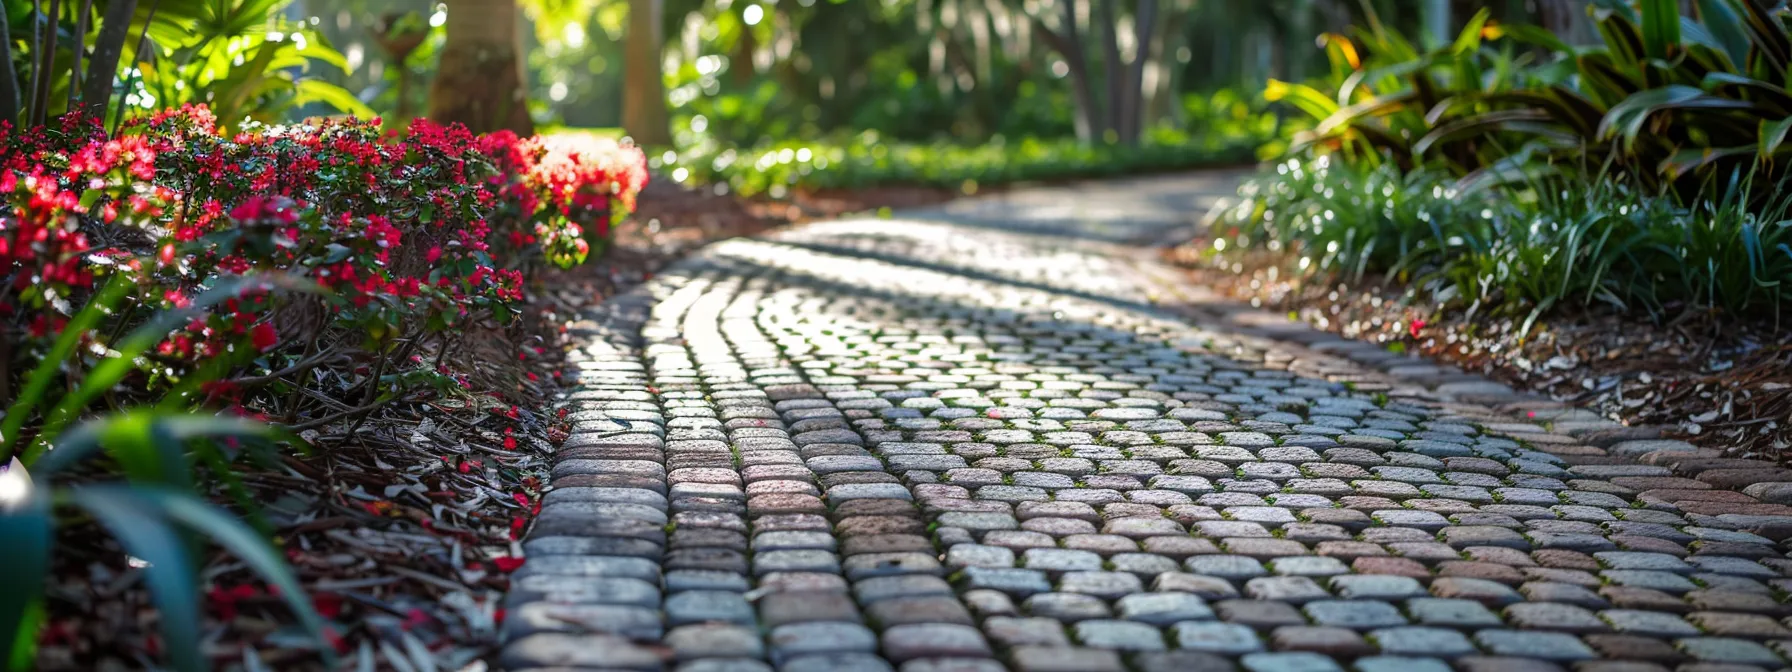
[667,117,1278,197]
[1269,0,1792,195]
[1220,156,1792,322]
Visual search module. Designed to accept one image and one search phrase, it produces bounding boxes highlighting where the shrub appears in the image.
[2,107,646,426]
[667,124,1271,197]
[1269,0,1792,196]
[0,105,647,669]
[1218,155,1792,323]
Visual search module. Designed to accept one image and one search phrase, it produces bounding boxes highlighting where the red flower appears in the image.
[250,322,278,351]
[493,556,527,572]
[1409,319,1427,338]
[312,593,345,619]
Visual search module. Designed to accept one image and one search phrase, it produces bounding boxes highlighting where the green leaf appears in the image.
[0,275,134,464]
[1695,0,1751,69]
[1450,8,1494,55]
[1660,145,1756,177]
[1598,85,1753,149]
[157,492,332,647]
[293,80,376,118]
[1739,0,1792,75]
[1264,80,1341,122]
[67,487,206,672]
[0,472,50,672]
[22,276,324,465]
[1639,0,1684,59]
[1702,72,1792,112]
[1762,117,1792,156]
[1504,24,1575,56]
[1314,92,1419,137]
[320,243,354,265]
[1413,109,1556,155]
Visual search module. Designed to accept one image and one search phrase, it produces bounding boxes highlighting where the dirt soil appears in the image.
[1166,245,1792,461]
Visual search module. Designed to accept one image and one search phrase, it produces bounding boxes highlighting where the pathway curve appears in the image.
[500,172,1792,672]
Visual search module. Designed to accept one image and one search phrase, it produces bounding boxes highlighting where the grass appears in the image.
[662,123,1277,197]
[1214,155,1792,325]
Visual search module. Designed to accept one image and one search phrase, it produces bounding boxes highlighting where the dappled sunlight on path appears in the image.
[502,172,1792,672]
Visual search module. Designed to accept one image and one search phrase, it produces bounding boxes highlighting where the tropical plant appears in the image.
[0,411,333,672]
[4,0,369,132]
[1219,153,1792,323]
[1280,0,1792,196]
[430,0,533,134]
[1264,6,1577,175]
[0,266,331,670]
[126,0,375,132]
[0,102,647,668]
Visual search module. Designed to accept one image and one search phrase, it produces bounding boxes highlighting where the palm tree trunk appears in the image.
[428,0,533,135]
[78,0,138,117]
[0,6,19,126]
[31,0,65,126]
[1143,0,1185,131]
[1117,0,1157,145]
[1534,0,1597,45]
[622,0,671,146]
[1096,0,1122,138]
[1032,0,1103,143]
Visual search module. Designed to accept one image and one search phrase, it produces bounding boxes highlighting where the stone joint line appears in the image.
[500,214,1792,672]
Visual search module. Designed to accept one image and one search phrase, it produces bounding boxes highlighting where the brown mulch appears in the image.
[33,176,951,671]
[1167,245,1792,461]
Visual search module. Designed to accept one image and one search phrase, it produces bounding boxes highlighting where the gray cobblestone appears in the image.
[509,177,1792,671]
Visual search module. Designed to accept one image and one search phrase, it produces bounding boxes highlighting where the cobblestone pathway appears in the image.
[501,174,1792,672]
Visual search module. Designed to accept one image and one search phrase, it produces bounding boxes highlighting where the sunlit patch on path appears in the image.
[502,174,1792,672]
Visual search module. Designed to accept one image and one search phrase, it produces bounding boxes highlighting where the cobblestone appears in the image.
[500,175,1792,670]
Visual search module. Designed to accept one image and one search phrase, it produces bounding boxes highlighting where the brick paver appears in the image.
[502,175,1792,671]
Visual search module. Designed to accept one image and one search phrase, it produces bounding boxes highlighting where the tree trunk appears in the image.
[77,0,138,118]
[31,0,66,126]
[1534,0,1597,46]
[1096,0,1123,138]
[1422,0,1451,47]
[1143,0,1184,131]
[0,6,19,127]
[622,0,671,147]
[428,0,533,135]
[1117,0,1156,145]
[731,2,755,87]
[1032,0,1102,143]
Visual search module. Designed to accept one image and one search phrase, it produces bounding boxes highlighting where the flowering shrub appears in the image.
[0,105,647,423]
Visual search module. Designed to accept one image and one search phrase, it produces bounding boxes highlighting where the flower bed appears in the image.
[0,106,646,668]
[3,106,646,428]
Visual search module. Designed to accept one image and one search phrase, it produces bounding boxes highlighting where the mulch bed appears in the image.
[35,177,949,670]
[1166,245,1792,461]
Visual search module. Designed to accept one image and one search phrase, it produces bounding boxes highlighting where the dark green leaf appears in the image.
[0,473,50,672]
[157,490,334,665]
[1639,0,1684,59]
[68,487,206,672]
[1695,0,1752,68]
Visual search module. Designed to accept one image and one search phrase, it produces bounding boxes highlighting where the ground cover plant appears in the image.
[1213,0,1792,325]
[664,119,1274,197]
[653,87,1287,197]
[0,105,646,669]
